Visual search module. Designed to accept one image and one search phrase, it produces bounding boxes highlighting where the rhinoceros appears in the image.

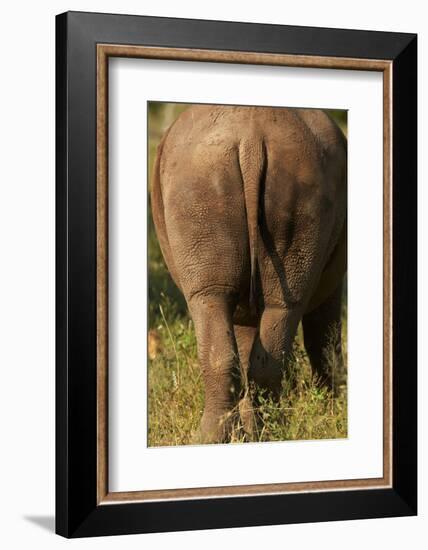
[151,104,347,443]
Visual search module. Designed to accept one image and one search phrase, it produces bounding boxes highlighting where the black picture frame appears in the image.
[56,11,417,538]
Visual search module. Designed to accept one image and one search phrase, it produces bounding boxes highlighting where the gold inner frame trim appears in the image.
[96,43,393,505]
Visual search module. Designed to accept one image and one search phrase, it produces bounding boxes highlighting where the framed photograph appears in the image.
[56,11,417,538]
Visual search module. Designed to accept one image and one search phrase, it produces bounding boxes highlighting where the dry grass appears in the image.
[147,292,347,447]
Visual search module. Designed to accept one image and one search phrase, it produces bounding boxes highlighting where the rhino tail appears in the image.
[239,137,266,313]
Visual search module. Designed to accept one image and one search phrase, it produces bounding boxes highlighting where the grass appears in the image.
[147,235,348,447]
[147,102,348,447]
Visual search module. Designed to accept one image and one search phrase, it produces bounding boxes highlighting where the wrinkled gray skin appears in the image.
[151,105,347,443]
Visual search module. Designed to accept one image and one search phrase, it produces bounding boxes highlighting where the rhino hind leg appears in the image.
[248,305,302,400]
[302,281,345,394]
[189,294,242,444]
